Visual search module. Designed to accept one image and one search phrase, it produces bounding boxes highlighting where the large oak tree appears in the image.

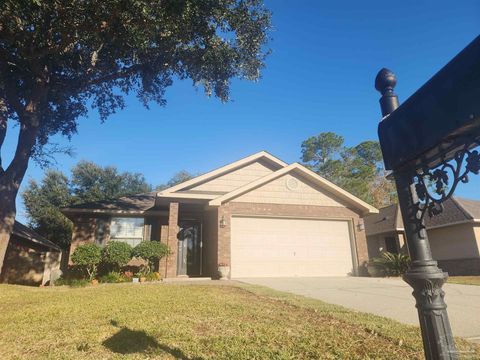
[0,0,271,270]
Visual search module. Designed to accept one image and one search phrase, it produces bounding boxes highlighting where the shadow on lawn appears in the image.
[102,320,202,360]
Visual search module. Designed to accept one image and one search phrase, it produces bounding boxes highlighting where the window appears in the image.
[385,236,399,254]
[110,217,145,247]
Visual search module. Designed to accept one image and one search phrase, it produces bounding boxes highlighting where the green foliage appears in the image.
[132,241,169,272]
[54,278,89,287]
[0,0,272,167]
[102,241,133,271]
[71,161,152,203]
[22,170,73,249]
[144,272,161,282]
[301,132,397,208]
[372,252,411,276]
[156,170,196,191]
[71,244,102,280]
[99,271,130,284]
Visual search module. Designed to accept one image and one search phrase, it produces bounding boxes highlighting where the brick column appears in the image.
[165,202,179,278]
[158,225,169,278]
[217,204,231,274]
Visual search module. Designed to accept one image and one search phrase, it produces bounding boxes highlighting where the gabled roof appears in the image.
[157,151,287,197]
[209,163,378,215]
[365,197,480,236]
[12,221,62,251]
[61,192,157,215]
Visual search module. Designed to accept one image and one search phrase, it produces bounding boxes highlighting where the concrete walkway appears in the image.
[239,277,480,342]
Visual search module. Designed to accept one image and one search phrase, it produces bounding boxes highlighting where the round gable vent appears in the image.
[286,177,299,191]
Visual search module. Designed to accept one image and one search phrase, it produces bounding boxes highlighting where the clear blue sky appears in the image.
[3,1,480,222]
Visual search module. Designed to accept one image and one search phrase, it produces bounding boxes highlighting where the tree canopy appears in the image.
[71,161,151,203]
[22,170,73,248]
[22,161,152,248]
[301,132,396,208]
[156,170,195,191]
[0,0,271,166]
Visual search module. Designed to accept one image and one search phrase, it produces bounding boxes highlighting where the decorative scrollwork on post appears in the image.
[413,140,480,237]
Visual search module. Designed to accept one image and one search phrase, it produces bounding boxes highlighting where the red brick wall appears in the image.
[158,225,169,277]
[165,202,179,278]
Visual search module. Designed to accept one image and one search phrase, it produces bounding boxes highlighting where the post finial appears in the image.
[375,68,399,117]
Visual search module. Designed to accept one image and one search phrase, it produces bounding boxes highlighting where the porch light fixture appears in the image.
[357,220,365,231]
[219,215,227,228]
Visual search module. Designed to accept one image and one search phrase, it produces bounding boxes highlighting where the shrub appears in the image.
[71,243,102,281]
[102,241,133,271]
[99,271,122,283]
[144,272,160,282]
[372,252,411,276]
[54,278,89,287]
[132,241,169,273]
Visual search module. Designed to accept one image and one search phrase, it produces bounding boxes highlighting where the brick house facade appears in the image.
[62,151,377,279]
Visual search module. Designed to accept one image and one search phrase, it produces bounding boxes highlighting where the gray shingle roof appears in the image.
[63,192,156,213]
[365,197,480,236]
[12,221,62,251]
[364,203,400,236]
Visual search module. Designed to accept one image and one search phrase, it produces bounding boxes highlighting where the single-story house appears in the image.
[0,221,62,286]
[364,197,480,275]
[62,151,378,279]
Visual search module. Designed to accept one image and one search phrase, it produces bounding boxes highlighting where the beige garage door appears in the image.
[231,216,354,278]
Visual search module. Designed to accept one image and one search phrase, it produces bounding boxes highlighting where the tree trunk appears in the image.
[0,178,18,275]
[0,118,40,275]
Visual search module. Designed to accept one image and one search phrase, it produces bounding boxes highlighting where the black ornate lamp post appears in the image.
[375,35,480,360]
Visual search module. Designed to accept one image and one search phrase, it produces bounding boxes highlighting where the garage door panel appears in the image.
[231,216,353,278]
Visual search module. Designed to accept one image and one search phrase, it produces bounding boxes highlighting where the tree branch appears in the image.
[0,109,6,173]
[85,63,145,88]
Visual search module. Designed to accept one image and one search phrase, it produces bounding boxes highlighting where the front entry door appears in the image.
[177,221,202,276]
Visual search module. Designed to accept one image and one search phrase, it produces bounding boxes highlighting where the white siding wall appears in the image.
[189,160,276,193]
[233,173,345,207]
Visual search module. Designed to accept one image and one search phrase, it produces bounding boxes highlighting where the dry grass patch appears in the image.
[0,282,478,359]
[448,276,480,286]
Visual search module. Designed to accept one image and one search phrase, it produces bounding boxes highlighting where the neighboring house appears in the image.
[0,221,62,286]
[364,197,480,275]
[62,151,378,279]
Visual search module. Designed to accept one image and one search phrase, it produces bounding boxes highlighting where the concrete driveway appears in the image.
[239,277,480,342]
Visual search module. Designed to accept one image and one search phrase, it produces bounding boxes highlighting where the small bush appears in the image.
[54,278,89,287]
[99,271,124,283]
[372,252,411,276]
[102,241,133,271]
[144,272,161,282]
[132,241,169,273]
[71,243,102,281]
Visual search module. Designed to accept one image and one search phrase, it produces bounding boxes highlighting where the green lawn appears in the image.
[0,283,478,359]
[448,276,480,286]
